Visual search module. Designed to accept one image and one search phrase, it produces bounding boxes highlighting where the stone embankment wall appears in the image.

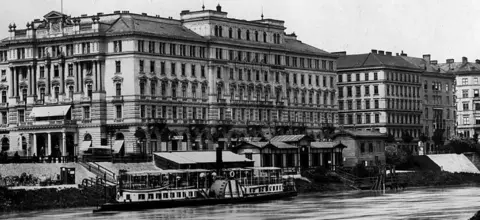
[0,186,111,212]
[464,152,480,171]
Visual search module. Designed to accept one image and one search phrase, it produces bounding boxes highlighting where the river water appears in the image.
[2,186,479,220]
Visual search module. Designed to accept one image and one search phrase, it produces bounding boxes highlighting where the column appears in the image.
[60,63,65,94]
[47,64,51,95]
[94,60,98,91]
[47,132,52,156]
[33,65,37,96]
[99,61,103,91]
[80,62,84,93]
[15,67,19,97]
[27,66,31,95]
[75,62,79,92]
[62,132,66,157]
[10,67,14,97]
[32,133,37,156]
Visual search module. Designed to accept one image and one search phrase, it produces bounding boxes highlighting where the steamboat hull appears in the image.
[93,191,297,212]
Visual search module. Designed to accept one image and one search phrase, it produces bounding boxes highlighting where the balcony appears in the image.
[114,118,124,123]
[82,118,92,123]
[0,102,8,108]
[81,97,91,103]
[112,96,124,103]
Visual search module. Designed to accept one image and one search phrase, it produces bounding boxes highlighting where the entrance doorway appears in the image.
[300,146,309,169]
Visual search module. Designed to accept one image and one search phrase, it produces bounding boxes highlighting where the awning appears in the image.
[79,141,92,152]
[112,140,124,154]
[29,105,71,118]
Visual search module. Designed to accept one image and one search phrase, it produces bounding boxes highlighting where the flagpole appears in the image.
[61,0,63,14]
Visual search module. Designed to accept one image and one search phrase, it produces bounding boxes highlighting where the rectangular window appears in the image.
[463,102,469,110]
[160,62,165,75]
[374,100,379,109]
[201,66,205,78]
[463,90,468,98]
[150,60,155,73]
[463,117,470,125]
[374,72,378,80]
[181,63,186,76]
[113,40,122,52]
[140,105,146,118]
[374,85,379,95]
[139,60,144,73]
[462,78,468,85]
[84,106,90,119]
[18,110,25,123]
[171,63,176,76]
[170,44,176,55]
[1,112,6,125]
[375,114,380,123]
[137,40,144,52]
[116,105,122,119]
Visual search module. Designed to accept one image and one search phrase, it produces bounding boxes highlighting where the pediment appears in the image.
[44,11,66,20]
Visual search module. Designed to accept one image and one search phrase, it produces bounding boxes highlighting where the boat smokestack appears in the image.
[216,146,223,175]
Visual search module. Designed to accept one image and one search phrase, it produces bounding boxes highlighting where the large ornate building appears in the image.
[0,5,338,157]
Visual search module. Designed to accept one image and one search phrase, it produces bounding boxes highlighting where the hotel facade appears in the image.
[0,5,338,157]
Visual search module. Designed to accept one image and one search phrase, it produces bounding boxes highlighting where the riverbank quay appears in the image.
[0,185,111,212]
[295,168,480,193]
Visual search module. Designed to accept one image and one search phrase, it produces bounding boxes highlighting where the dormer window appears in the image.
[214,25,223,37]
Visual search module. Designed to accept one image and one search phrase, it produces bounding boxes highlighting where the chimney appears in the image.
[431,60,438,65]
[371,49,377,54]
[216,4,222,12]
[378,50,385,55]
[114,10,120,14]
[446,59,454,64]
[386,51,392,56]
[332,51,347,57]
[216,146,223,175]
[423,54,431,64]
[476,59,480,64]
[462,57,468,64]
[400,50,407,56]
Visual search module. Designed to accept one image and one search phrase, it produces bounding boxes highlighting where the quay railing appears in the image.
[0,155,79,164]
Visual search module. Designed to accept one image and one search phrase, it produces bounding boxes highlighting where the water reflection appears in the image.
[2,186,480,220]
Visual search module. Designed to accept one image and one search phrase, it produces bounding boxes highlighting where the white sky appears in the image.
[1,0,479,62]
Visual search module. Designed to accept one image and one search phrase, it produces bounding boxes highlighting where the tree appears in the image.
[385,145,409,166]
[419,133,429,143]
[443,138,475,154]
[401,132,413,143]
[431,129,445,152]
[386,133,395,143]
[473,132,479,144]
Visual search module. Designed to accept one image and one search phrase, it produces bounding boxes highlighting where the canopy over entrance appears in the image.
[29,105,71,118]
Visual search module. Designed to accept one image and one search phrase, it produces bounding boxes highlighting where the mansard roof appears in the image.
[283,38,332,57]
[337,52,422,71]
[106,15,204,41]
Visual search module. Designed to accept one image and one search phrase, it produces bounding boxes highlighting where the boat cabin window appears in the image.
[188,191,193,197]
[182,192,186,197]
[126,194,131,200]
[148,194,154,199]
[170,192,175,198]
[177,192,182,198]
[139,194,146,200]
[163,193,168,198]
[156,193,161,199]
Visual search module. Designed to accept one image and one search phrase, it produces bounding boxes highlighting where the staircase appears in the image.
[79,161,117,186]
[331,169,361,190]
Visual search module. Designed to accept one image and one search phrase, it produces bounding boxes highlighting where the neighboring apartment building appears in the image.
[400,55,456,153]
[0,5,338,157]
[442,57,480,138]
[336,50,424,153]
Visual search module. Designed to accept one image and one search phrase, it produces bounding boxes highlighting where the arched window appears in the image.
[150,81,156,96]
[237,29,242,39]
[246,30,250,41]
[214,25,219,36]
[84,133,92,141]
[228,28,233,38]
[255,31,259,41]
[263,32,267,42]
[115,133,125,140]
[218,26,223,37]
[1,137,9,151]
